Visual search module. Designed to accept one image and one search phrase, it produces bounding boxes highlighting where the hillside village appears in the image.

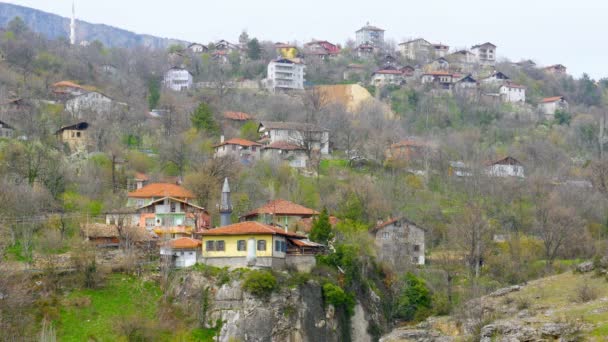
[1,10,608,342]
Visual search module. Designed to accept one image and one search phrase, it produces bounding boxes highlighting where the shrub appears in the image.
[242,270,277,298]
[515,296,531,310]
[322,283,355,316]
[575,282,598,303]
[395,272,432,321]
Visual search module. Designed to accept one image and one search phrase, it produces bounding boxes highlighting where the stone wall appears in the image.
[286,255,317,273]
[201,256,286,269]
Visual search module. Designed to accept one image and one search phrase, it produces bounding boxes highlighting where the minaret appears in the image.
[70,2,76,45]
[219,178,232,227]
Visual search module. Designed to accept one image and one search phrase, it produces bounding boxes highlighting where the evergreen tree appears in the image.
[147,78,160,110]
[247,38,262,60]
[310,207,334,245]
[191,102,219,135]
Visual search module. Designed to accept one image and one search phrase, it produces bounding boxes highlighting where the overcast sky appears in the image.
[4,0,606,79]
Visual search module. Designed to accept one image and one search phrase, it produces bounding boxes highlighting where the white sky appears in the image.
[3,0,607,79]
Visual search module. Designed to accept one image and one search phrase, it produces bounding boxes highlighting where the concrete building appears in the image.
[499,83,526,103]
[163,67,193,91]
[0,120,14,138]
[258,121,329,155]
[485,156,525,178]
[471,42,497,65]
[266,58,305,92]
[213,137,262,164]
[399,38,432,60]
[371,217,426,270]
[355,22,385,47]
[261,141,309,168]
[539,96,568,120]
[432,43,450,58]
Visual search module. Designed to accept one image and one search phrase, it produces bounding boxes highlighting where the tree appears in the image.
[247,38,261,60]
[239,121,259,141]
[147,78,161,110]
[396,272,432,321]
[191,102,219,135]
[310,207,334,245]
[451,203,492,278]
[7,17,28,36]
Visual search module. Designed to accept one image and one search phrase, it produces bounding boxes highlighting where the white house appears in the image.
[188,43,207,53]
[371,217,426,268]
[355,22,385,47]
[500,83,526,103]
[214,137,262,165]
[399,38,432,60]
[258,121,329,155]
[539,96,568,120]
[447,50,477,65]
[471,42,497,65]
[421,71,454,89]
[261,141,309,168]
[480,71,510,84]
[160,237,202,268]
[163,67,193,91]
[371,69,404,87]
[266,58,305,92]
[432,43,449,58]
[486,156,524,178]
[425,57,449,71]
[65,91,116,118]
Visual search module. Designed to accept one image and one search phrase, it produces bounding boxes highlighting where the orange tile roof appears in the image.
[223,111,253,121]
[128,183,194,199]
[201,221,305,238]
[214,138,262,148]
[541,96,564,103]
[162,237,202,249]
[134,172,149,181]
[52,81,85,89]
[264,141,305,151]
[243,199,318,218]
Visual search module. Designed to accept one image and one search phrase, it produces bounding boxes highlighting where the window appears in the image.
[382,231,390,239]
[252,146,257,152]
[413,244,421,252]
[216,240,225,251]
[282,241,286,252]
[232,145,236,151]
[206,241,215,251]
[257,240,266,251]
[237,240,247,251]
[412,256,419,264]
[76,132,81,138]
[275,240,281,252]
[170,202,176,213]
[145,218,154,227]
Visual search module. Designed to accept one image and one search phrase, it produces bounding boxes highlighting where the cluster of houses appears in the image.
[82,175,427,271]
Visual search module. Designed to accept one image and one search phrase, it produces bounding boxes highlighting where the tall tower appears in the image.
[219,178,232,227]
[70,2,76,45]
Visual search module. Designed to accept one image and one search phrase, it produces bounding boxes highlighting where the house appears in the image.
[314,84,373,112]
[304,40,340,59]
[454,74,478,91]
[212,50,229,64]
[355,44,375,58]
[400,65,416,77]
[471,42,497,65]
[275,43,299,59]
[371,217,426,270]
[258,121,329,154]
[266,58,305,92]
[55,122,89,151]
[81,223,155,248]
[514,59,536,68]
[214,137,262,164]
[344,63,367,80]
[241,199,319,232]
[160,237,202,268]
[135,196,210,238]
[127,182,195,207]
[425,57,449,71]
[499,83,526,103]
[355,22,385,47]
[261,141,309,168]
[399,38,432,60]
[52,81,88,97]
[0,120,14,138]
[485,156,524,178]
[188,43,208,53]
[448,161,473,177]
[544,64,567,75]
[421,71,454,89]
[215,40,240,52]
[223,111,253,122]
[163,67,193,91]
[385,139,436,165]
[382,54,398,68]
[539,96,568,119]
[432,43,450,58]
[480,71,510,84]
[200,221,322,270]
[65,91,115,118]
[371,68,404,87]
[446,50,477,65]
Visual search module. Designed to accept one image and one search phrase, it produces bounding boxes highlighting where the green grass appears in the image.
[57,274,162,341]
[319,159,349,175]
[4,241,32,262]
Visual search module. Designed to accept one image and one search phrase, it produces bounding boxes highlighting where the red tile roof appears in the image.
[502,83,526,89]
[374,69,403,75]
[223,111,253,121]
[541,96,564,103]
[214,138,262,148]
[201,221,305,238]
[423,71,453,76]
[134,172,149,181]
[264,141,305,151]
[52,81,85,89]
[162,237,202,249]
[243,199,318,218]
[128,183,194,199]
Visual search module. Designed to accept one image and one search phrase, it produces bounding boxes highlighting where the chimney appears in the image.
[219,178,232,227]
[220,135,225,143]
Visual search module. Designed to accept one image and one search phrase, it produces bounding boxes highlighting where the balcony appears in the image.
[155,204,182,214]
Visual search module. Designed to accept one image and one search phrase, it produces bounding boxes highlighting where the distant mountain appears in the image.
[0,2,189,49]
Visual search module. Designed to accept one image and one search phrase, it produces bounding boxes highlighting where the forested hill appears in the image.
[0,2,187,49]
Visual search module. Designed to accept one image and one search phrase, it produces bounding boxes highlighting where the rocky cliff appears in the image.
[168,270,378,342]
[0,2,187,49]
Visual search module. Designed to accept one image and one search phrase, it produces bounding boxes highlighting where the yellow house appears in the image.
[200,221,321,269]
[55,122,90,152]
[275,43,298,59]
